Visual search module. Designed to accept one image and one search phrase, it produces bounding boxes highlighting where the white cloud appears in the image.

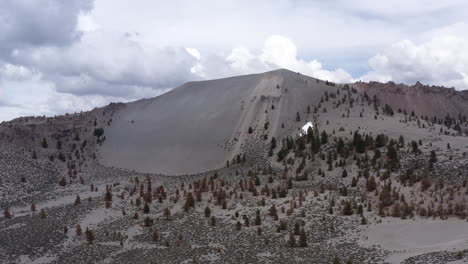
[361,23,468,89]
[214,35,354,83]
[2,0,468,121]
[0,63,35,81]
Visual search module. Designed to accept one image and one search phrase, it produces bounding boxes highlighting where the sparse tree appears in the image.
[183,192,195,211]
[41,137,48,148]
[204,206,211,217]
[3,208,12,219]
[288,231,296,247]
[299,228,308,247]
[143,202,150,214]
[164,207,171,220]
[75,224,82,236]
[85,227,95,244]
[152,230,159,241]
[40,208,47,219]
[255,209,262,225]
[74,195,81,205]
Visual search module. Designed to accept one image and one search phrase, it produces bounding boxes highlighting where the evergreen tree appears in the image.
[333,256,341,264]
[321,131,328,144]
[40,208,47,219]
[144,216,153,227]
[74,195,81,205]
[255,209,262,225]
[204,206,211,217]
[164,207,171,220]
[152,230,159,241]
[143,202,150,214]
[299,228,308,247]
[85,228,95,244]
[3,208,12,219]
[342,169,348,178]
[76,224,82,236]
[430,150,437,163]
[41,137,48,148]
[183,192,195,211]
[342,201,353,215]
[288,231,296,247]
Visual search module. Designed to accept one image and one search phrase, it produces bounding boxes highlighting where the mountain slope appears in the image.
[355,81,468,118]
[99,69,332,174]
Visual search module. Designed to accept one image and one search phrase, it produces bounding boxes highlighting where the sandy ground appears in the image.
[358,218,468,263]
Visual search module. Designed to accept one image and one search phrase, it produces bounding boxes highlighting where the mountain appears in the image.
[1,69,467,264]
[356,80,468,118]
[99,69,336,174]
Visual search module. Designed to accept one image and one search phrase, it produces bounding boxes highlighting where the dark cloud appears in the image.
[0,0,93,56]
[10,32,200,97]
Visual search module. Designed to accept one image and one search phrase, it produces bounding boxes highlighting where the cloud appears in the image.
[202,35,353,83]
[0,63,35,81]
[0,0,93,56]
[361,23,468,90]
[9,31,199,97]
[2,0,468,121]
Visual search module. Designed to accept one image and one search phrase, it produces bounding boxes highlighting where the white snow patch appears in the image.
[300,122,314,136]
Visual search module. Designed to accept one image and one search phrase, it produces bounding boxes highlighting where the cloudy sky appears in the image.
[1,0,468,121]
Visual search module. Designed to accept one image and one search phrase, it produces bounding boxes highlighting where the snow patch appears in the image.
[300,122,314,136]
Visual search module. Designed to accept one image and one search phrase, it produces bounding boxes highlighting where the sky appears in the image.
[1,0,468,121]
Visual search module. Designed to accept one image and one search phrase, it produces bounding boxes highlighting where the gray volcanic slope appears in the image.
[355,81,468,118]
[100,69,331,175]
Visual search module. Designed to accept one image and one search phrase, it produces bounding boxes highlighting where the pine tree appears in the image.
[269,205,278,220]
[85,227,95,244]
[41,137,48,148]
[333,256,341,264]
[255,209,262,225]
[58,177,67,187]
[342,169,348,178]
[40,208,47,219]
[74,195,81,205]
[299,228,308,247]
[204,206,211,217]
[183,192,195,211]
[342,201,353,215]
[76,224,82,236]
[143,202,150,214]
[236,221,242,230]
[152,230,159,241]
[288,231,296,247]
[361,216,367,225]
[210,216,216,226]
[3,208,12,219]
[144,216,153,227]
[351,177,357,187]
[164,207,171,220]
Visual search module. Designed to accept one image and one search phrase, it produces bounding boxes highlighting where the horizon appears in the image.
[2,67,464,123]
[2,0,468,121]
[2,67,466,122]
